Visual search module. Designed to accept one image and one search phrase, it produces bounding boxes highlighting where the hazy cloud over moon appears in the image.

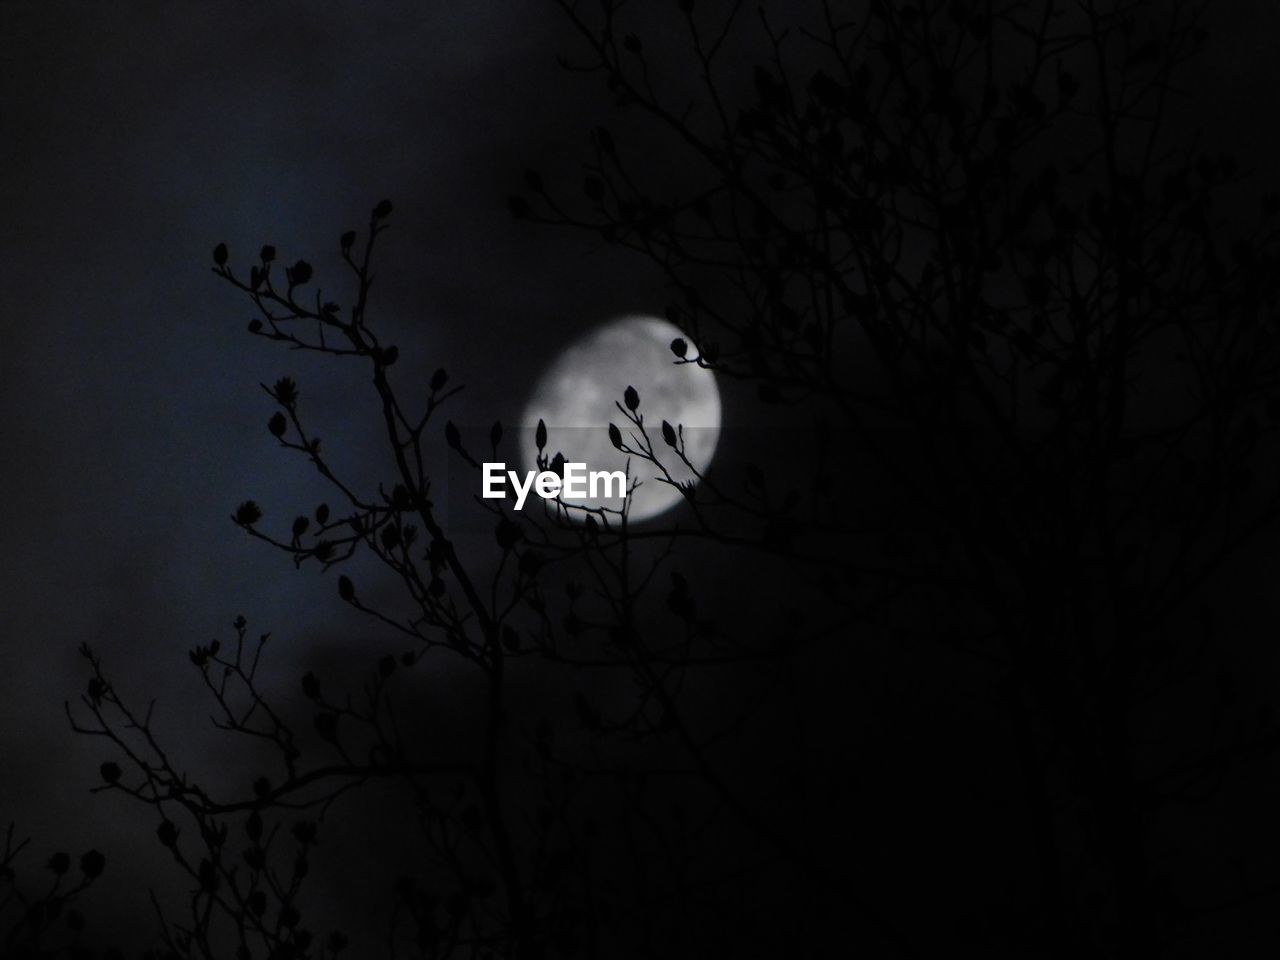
[520,315,721,522]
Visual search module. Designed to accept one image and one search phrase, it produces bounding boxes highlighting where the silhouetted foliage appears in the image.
[1,823,109,958]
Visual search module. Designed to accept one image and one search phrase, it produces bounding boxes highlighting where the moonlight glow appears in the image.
[520,314,721,522]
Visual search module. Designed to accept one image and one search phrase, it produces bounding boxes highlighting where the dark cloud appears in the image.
[0,0,648,883]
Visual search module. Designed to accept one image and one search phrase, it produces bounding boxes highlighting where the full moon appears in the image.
[520,315,721,523]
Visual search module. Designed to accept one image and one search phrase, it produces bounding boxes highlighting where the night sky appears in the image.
[3,0,627,830]
[6,1,1280,957]
[2,1,655,944]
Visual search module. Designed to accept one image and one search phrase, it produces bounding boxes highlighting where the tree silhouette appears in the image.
[78,198,866,958]
[512,0,1280,954]
[1,823,108,959]
[55,1,1280,958]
